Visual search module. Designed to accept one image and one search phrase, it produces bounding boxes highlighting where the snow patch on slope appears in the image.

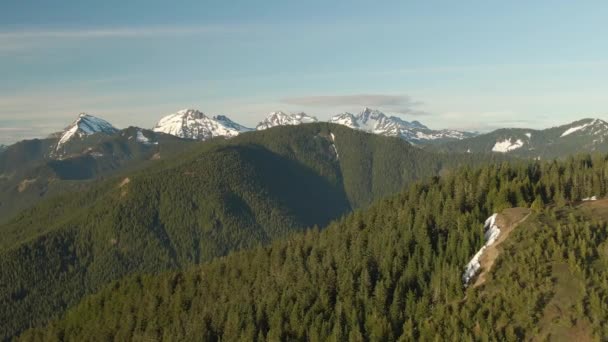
[462,214,500,285]
[561,119,598,137]
[492,139,524,153]
[136,130,157,145]
[329,132,339,159]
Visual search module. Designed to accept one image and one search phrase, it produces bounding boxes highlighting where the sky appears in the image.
[2,0,608,144]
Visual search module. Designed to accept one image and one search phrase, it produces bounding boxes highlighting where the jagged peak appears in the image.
[174,108,207,118]
[256,111,317,130]
[55,113,118,150]
[357,107,386,121]
[153,109,250,140]
[213,114,230,121]
[268,110,289,116]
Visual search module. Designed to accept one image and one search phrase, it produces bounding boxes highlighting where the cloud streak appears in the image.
[281,94,428,115]
[0,25,239,40]
[0,25,244,54]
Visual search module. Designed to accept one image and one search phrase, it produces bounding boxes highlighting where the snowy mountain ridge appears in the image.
[329,107,475,143]
[22,110,608,159]
[153,109,252,140]
[256,111,318,130]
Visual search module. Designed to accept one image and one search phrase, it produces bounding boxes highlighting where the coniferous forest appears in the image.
[15,151,608,341]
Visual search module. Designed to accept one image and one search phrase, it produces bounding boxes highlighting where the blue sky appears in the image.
[2,0,608,143]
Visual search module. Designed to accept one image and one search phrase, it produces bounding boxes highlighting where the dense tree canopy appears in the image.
[18,153,608,341]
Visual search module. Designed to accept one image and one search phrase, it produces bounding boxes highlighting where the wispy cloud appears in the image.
[281,94,428,115]
[0,25,239,40]
[0,25,243,54]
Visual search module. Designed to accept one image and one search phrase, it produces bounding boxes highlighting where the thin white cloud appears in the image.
[375,60,608,76]
[0,25,239,40]
[0,25,245,54]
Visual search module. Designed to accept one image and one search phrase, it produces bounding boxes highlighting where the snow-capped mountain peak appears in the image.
[153,109,252,140]
[329,107,473,143]
[256,111,318,130]
[213,114,251,132]
[329,112,359,128]
[56,113,118,150]
[357,107,385,123]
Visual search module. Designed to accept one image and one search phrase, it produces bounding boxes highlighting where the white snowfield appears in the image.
[492,139,524,153]
[560,119,598,137]
[462,213,500,285]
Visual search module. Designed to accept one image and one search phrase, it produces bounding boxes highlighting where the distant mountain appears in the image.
[153,109,252,140]
[52,113,119,157]
[0,117,194,224]
[0,145,6,153]
[256,111,318,130]
[329,107,476,144]
[432,118,608,159]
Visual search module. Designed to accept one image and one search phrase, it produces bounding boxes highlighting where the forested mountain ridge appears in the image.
[431,118,608,159]
[18,153,608,341]
[0,126,195,224]
[0,123,494,340]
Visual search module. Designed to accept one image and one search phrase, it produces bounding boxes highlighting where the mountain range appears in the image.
[3,109,608,225]
[4,108,608,340]
[9,108,608,160]
[149,107,475,144]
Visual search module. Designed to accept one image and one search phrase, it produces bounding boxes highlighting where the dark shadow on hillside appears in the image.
[226,143,352,230]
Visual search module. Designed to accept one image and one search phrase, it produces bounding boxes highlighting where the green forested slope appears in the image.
[18,153,608,341]
[423,204,608,340]
[0,127,194,224]
[0,123,492,339]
